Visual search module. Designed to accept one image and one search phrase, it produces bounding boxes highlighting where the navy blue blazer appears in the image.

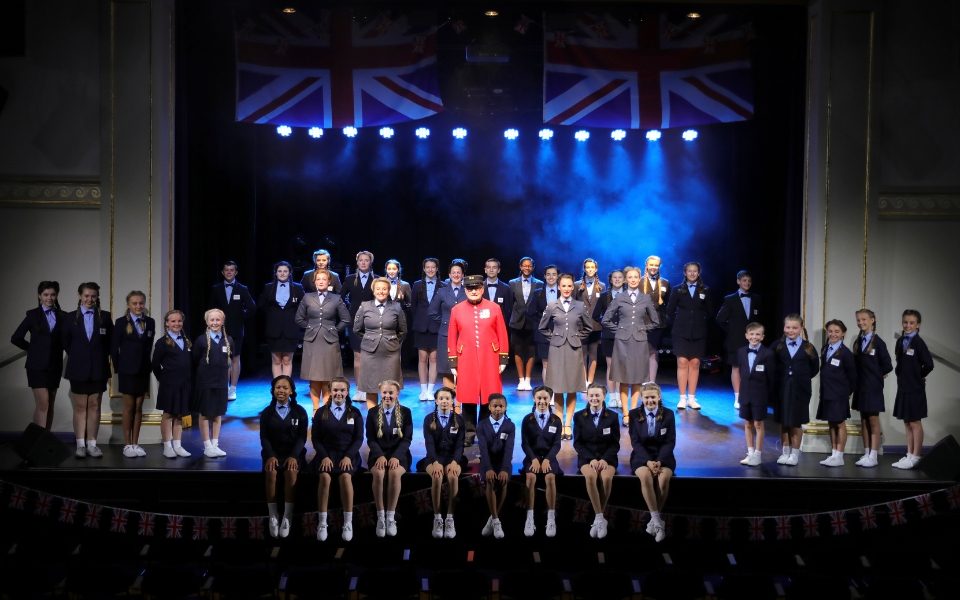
[151,334,192,382]
[852,333,893,410]
[192,333,233,389]
[641,275,671,328]
[772,338,821,420]
[573,407,620,468]
[111,314,155,376]
[410,279,444,334]
[894,334,934,393]
[11,307,65,372]
[259,400,308,462]
[484,280,513,325]
[520,411,563,470]
[258,281,305,340]
[478,417,516,474]
[428,284,465,339]
[62,310,113,382]
[665,281,714,340]
[342,271,377,319]
[628,407,677,472]
[365,404,413,464]
[575,279,606,333]
[210,280,256,338]
[716,291,763,353]
[736,344,776,405]
[508,276,544,330]
[527,286,559,345]
[819,344,858,403]
[311,402,364,468]
[422,412,466,465]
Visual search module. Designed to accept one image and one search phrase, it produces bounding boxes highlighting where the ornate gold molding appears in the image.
[878,193,960,219]
[0,179,102,207]
[101,411,162,426]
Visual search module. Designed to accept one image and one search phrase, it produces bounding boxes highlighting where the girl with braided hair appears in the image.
[365,379,411,537]
[193,308,233,458]
[417,386,465,538]
[111,291,155,458]
[152,309,193,458]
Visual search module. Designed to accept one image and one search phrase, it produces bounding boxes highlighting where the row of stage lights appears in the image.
[275,125,699,142]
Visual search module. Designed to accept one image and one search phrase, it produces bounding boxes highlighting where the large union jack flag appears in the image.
[544,12,754,129]
[236,9,443,128]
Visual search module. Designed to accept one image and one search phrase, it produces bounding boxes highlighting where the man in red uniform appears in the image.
[448,275,510,438]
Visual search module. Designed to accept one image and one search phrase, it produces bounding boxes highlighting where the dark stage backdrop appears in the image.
[175,1,807,362]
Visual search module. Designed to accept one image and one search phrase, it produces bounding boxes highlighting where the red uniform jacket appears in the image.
[447,298,509,405]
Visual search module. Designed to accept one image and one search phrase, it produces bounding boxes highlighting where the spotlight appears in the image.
[538,128,554,140]
[574,130,590,142]
[379,127,395,139]
[307,127,323,139]
[343,126,358,138]
[415,127,430,139]
[610,129,627,141]
[682,129,699,142]
[484,10,499,17]
[504,128,519,140]
[276,125,292,137]
[687,12,701,20]
[452,127,468,140]
[645,130,662,142]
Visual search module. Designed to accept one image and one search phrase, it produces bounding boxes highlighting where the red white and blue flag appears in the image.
[236,9,443,128]
[544,12,754,129]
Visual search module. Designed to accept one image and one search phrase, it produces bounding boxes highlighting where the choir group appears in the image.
[10,250,935,542]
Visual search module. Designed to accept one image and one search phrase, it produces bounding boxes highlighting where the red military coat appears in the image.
[447,298,510,405]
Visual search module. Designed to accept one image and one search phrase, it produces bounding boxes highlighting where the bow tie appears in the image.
[748,348,758,353]
[279,283,286,287]
[176,335,183,340]
[739,292,750,297]
[487,284,497,288]
[788,341,798,347]
[427,281,434,285]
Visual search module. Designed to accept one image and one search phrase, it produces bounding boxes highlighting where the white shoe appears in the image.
[646,519,657,535]
[444,517,456,539]
[909,455,922,468]
[687,397,701,410]
[212,445,227,457]
[174,445,192,458]
[855,454,869,466]
[523,516,535,537]
[677,396,687,410]
[595,517,608,539]
[545,518,557,538]
[432,516,444,539]
[589,517,600,538]
[776,451,790,465]
[482,516,494,537]
[785,452,799,466]
[822,454,844,467]
[269,516,279,538]
[123,445,138,458]
[492,519,505,539]
[227,386,237,400]
[163,445,177,459]
[516,380,526,391]
[342,522,353,542]
[86,445,103,458]
[740,452,753,465]
[654,525,666,543]
[317,522,328,541]
[746,452,762,467]
[733,399,740,410]
[279,518,291,538]
[859,455,878,468]
[75,446,86,459]
[204,446,221,458]
[375,517,386,538]
[134,445,147,457]
[386,519,398,537]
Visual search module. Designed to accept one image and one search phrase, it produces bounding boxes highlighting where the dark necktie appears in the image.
[334,405,342,418]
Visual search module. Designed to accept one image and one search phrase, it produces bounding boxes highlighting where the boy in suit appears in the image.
[483,258,514,324]
[717,270,763,410]
[209,260,256,400]
[737,322,775,466]
[508,257,543,391]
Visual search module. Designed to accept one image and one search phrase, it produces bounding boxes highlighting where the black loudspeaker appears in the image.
[917,435,960,481]
[13,423,71,467]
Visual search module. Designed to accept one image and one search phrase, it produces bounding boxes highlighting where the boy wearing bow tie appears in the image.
[717,270,764,410]
[736,323,775,467]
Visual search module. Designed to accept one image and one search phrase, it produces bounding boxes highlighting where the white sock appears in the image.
[735,392,740,401]
[651,511,662,525]
[343,511,352,524]
[547,509,556,520]
[434,513,442,520]
[319,512,328,525]
[688,395,696,403]
[526,509,534,520]
[377,510,385,520]
[267,503,278,519]
[76,439,85,449]
[171,439,182,449]
[747,446,755,455]
[420,383,428,394]
[782,445,791,455]
[869,449,878,459]
[203,440,213,449]
[680,394,688,401]
[283,502,294,520]
[86,439,97,448]
[446,513,454,520]
[427,383,435,396]
[212,438,220,448]
[163,441,174,451]
[790,448,800,458]
[386,510,395,522]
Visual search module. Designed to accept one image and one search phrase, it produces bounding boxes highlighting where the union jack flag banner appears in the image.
[235,8,444,128]
[544,11,754,129]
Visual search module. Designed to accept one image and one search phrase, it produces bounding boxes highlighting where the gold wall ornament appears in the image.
[0,179,102,207]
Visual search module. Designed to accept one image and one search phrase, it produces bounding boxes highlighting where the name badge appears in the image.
[756,365,765,372]
[699,293,706,300]
[327,286,334,292]
[346,418,354,425]
[869,349,876,356]
[187,347,191,352]
[497,297,504,303]
[221,346,228,353]
[830,358,841,367]
[753,309,759,315]
[479,309,491,319]
[450,427,458,434]
[232,294,240,300]
[906,349,915,356]
[500,432,508,440]
[660,287,666,293]
[602,427,611,435]
[392,427,399,435]
[99,327,107,335]
[292,297,298,303]
[660,428,668,435]
[548,425,557,433]
[146,330,154,337]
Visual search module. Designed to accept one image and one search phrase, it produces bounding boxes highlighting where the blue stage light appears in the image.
[415,127,430,139]
[307,127,323,139]
[504,128,519,140]
[574,130,590,142]
[276,125,293,137]
[379,127,395,139]
[682,129,699,141]
[538,128,554,140]
[611,129,627,141]
[645,130,662,142]
[452,127,468,140]
[343,126,358,138]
